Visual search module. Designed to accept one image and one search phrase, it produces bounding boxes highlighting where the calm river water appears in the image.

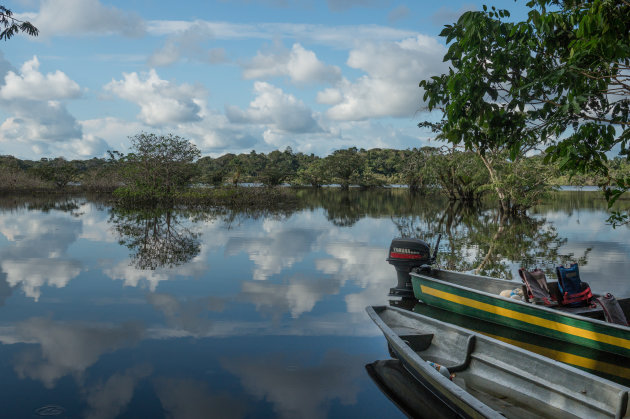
[0,189,628,418]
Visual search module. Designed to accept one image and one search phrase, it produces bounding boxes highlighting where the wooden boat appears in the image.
[410,268,630,360]
[367,305,630,418]
[407,299,630,386]
[366,359,459,418]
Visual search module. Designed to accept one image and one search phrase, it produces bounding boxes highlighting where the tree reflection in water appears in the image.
[391,200,590,280]
[109,207,202,270]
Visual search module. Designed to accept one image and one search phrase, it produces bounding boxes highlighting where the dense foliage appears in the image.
[420,0,629,220]
[2,140,623,210]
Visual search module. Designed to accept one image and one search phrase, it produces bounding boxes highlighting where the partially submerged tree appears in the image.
[421,1,629,220]
[113,133,200,202]
[419,6,552,214]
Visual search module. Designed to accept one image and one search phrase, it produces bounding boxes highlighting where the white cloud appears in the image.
[0,56,80,101]
[30,0,145,38]
[0,56,109,158]
[57,134,110,158]
[226,82,322,134]
[320,35,447,121]
[147,21,226,67]
[0,100,82,143]
[243,43,341,85]
[146,21,418,49]
[105,70,204,126]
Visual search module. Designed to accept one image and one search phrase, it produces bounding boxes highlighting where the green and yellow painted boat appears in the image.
[402,300,630,386]
[410,268,630,361]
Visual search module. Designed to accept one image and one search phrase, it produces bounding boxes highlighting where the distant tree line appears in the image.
[1,132,626,212]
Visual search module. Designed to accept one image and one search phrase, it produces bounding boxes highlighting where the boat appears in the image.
[410,268,630,359]
[367,305,630,418]
[366,359,460,418]
[384,237,630,361]
[409,299,630,386]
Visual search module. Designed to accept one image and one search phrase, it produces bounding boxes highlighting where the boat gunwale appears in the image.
[367,305,630,419]
[411,269,630,332]
[366,305,503,418]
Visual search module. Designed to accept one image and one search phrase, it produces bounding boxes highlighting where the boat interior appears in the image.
[423,269,630,323]
[374,306,629,419]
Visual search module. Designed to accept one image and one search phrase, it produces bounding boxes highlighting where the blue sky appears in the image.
[0,0,529,159]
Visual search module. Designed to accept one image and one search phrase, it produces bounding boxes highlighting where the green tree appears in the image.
[325,148,365,189]
[297,159,329,187]
[421,1,629,220]
[419,6,550,213]
[0,6,38,40]
[524,0,630,224]
[113,133,200,201]
[32,157,78,189]
[400,147,439,191]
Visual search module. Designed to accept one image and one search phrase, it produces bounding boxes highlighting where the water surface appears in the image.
[0,189,627,418]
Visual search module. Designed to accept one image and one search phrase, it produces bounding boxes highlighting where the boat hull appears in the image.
[367,305,630,418]
[411,270,630,360]
[408,300,630,386]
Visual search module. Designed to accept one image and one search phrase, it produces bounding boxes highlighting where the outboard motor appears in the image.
[387,236,439,297]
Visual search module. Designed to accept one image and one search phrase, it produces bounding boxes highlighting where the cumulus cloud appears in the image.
[105,70,204,126]
[30,0,145,38]
[319,35,447,121]
[0,56,82,143]
[226,82,322,134]
[0,56,80,101]
[243,43,341,85]
[148,21,226,67]
[0,56,109,158]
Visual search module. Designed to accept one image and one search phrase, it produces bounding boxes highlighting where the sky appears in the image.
[0,0,530,160]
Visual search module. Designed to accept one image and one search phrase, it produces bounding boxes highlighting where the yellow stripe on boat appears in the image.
[482,332,630,380]
[420,285,630,349]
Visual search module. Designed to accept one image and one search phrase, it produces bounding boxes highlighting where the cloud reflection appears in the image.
[147,293,225,335]
[83,364,152,419]
[225,228,318,280]
[13,318,144,388]
[154,377,248,419]
[238,274,339,319]
[0,212,83,300]
[222,351,361,419]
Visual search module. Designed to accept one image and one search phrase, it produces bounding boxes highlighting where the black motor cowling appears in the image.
[387,237,433,296]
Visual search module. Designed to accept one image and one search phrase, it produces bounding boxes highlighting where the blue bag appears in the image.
[556,263,592,307]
